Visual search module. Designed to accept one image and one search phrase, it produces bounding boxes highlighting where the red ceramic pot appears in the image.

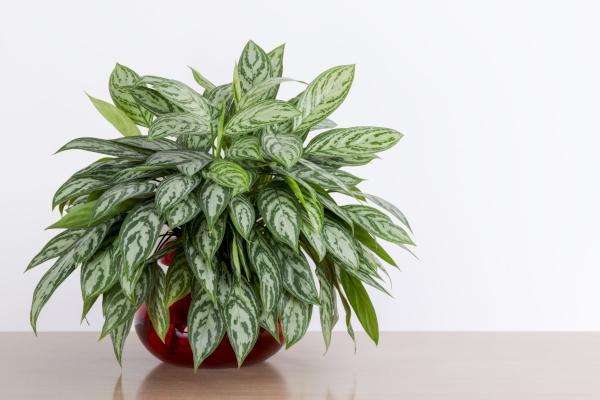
[134,251,284,368]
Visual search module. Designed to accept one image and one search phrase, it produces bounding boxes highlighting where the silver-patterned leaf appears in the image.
[111,166,168,184]
[110,316,133,365]
[238,40,270,95]
[224,281,260,366]
[311,118,337,131]
[228,194,255,239]
[30,250,77,333]
[199,180,232,227]
[225,135,263,161]
[216,267,233,311]
[184,235,218,301]
[204,160,251,193]
[281,292,312,349]
[239,77,299,109]
[360,192,413,233]
[193,216,226,260]
[57,137,148,160]
[80,246,118,307]
[139,76,214,118]
[259,309,280,342]
[295,159,359,193]
[109,63,153,127]
[317,269,338,350]
[27,229,84,270]
[248,233,282,313]
[146,265,170,342]
[257,185,300,249]
[165,254,192,306]
[322,217,359,269]
[188,286,225,370]
[128,86,182,115]
[274,244,318,304]
[204,84,232,107]
[260,130,303,169]
[92,181,155,221]
[87,94,141,137]
[114,136,178,152]
[305,126,402,157]
[189,66,216,91]
[155,174,201,215]
[165,192,202,228]
[72,158,140,179]
[72,219,114,263]
[306,154,377,168]
[146,150,212,173]
[316,192,354,230]
[148,112,212,140]
[342,205,414,245]
[266,44,285,99]
[52,176,108,209]
[118,203,163,276]
[302,196,324,232]
[293,64,355,132]
[300,217,327,262]
[224,100,300,136]
[176,133,212,152]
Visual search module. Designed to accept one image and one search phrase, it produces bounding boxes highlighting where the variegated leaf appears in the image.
[257,185,300,249]
[260,130,303,169]
[224,100,300,136]
[295,159,359,193]
[72,158,140,179]
[224,281,260,366]
[317,269,338,350]
[193,216,226,260]
[27,229,84,270]
[281,292,312,349]
[342,205,414,245]
[248,233,282,313]
[199,180,232,227]
[239,77,300,109]
[80,246,117,308]
[274,244,319,304]
[118,203,162,276]
[129,86,182,115]
[316,192,354,230]
[259,309,280,342]
[57,137,148,160]
[72,219,114,263]
[176,134,212,152]
[118,247,145,301]
[189,66,216,91]
[148,112,211,140]
[225,135,263,161]
[204,160,251,193]
[87,93,141,137]
[165,192,202,228]
[184,235,218,301]
[311,118,337,131]
[301,217,327,262]
[155,174,201,215]
[322,217,359,269]
[360,192,412,233]
[305,126,402,157]
[341,253,391,296]
[109,63,153,127]
[266,44,285,99]
[92,181,155,221]
[188,286,225,370]
[204,84,232,107]
[293,64,355,132]
[52,176,108,209]
[216,267,233,310]
[114,136,178,151]
[110,316,133,365]
[139,76,213,117]
[165,254,192,306]
[228,195,255,239]
[30,251,76,333]
[111,166,168,184]
[238,40,270,95]
[146,265,170,342]
[306,154,376,168]
[302,196,324,232]
[146,150,212,172]
[47,198,137,230]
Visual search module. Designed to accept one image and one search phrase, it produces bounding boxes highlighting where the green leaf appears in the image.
[87,93,141,137]
[317,269,338,351]
[248,233,282,313]
[165,192,202,228]
[204,160,251,193]
[360,193,412,233]
[111,166,167,184]
[260,131,303,169]
[273,244,319,304]
[176,133,212,152]
[30,251,77,334]
[295,159,358,193]
[80,246,117,310]
[239,77,301,109]
[92,181,155,221]
[118,203,163,278]
[280,292,312,349]
[109,63,153,127]
[188,285,225,370]
[27,229,84,271]
[266,44,285,99]
[353,225,398,267]
[189,66,216,91]
[293,65,355,132]
[57,137,148,160]
[259,309,280,342]
[322,217,359,269]
[52,176,108,209]
[128,86,182,115]
[311,118,337,131]
[316,192,354,230]
[155,174,201,215]
[257,185,301,249]
[199,180,232,227]
[228,194,255,240]
[238,40,270,95]
[192,216,226,260]
[300,217,327,262]
[47,199,137,229]
[148,112,212,140]
[165,254,192,306]
[146,150,213,176]
[72,158,140,179]
[114,136,177,152]
[146,264,170,342]
[223,280,260,366]
[138,76,213,118]
[225,136,263,161]
[339,269,379,344]
[224,100,300,136]
[306,154,377,168]
[72,219,114,263]
[204,84,232,107]
[305,127,402,157]
[343,205,414,245]
[110,316,133,366]
[184,235,218,301]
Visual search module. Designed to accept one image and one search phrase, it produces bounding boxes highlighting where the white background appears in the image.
[1,0,600,332]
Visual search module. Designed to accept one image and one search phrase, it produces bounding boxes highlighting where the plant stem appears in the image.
[214,100,226,159]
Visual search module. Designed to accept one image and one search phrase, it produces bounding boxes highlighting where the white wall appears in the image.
[2,0,600,332]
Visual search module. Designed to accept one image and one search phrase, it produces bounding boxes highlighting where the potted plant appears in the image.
[26,41,414,369]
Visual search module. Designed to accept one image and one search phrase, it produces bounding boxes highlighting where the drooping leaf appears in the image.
[248,233,282,313]
[228,194,255,239]
[57,137,148,160]
[305,126,402,157]
[290,162,362,192]
[259,309,280,342]
[155,174,201,215]
[52,176,108,209]
[204,160,251,193]
[27,229,84,271]
[72,219,114,263]
[237,40,270,95]
[87,94,141,137]
[146,264,170,342]
[339,269,379,344]
[260,131,303,169]
[192,216,226,260]
[165,254,192,306]
[189,66,216,91]
[316,192,354,230]
[360,193,412,233]
[198,180,231,227]
[317,269,338,351]
[110,316,133,366]
[223,280,260,366]
[224,100,300,136]
[118,203,162,278]
[138,76,213,118]
[353,225,398,267]
[300,217,327,262]
[114,136,177,152]
[165,192,202,228]
[92,181,155,221]
[188,285,225,370]
[322,217,359,269]
[148,112,212,140]
[293,65,355,132]
[274,244,319,304]
[184,235,218,301]
[109,63,153,127]
[226,135,263,161]
[257,185,300,249]
[343,205,414,245]
[80,246,118,310]
[280,292,312,349]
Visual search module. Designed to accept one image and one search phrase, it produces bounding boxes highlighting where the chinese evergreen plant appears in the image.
[27,41,414,368]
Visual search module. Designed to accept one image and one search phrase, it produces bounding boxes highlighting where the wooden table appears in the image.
[1,332,600,399]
